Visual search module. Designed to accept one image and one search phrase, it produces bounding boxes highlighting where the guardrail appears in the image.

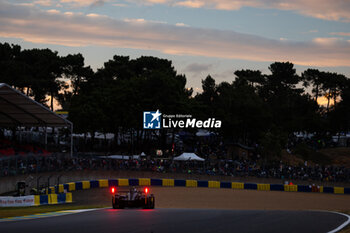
[46,178,350,195]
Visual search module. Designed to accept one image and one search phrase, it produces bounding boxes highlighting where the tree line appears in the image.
[1,42,350,156]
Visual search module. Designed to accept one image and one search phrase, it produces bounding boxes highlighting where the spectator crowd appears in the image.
[1,154,350,184]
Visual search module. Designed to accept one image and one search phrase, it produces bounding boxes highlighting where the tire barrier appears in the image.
[44,178,350,196]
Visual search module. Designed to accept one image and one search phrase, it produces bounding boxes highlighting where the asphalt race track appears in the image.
[0,208,349,233]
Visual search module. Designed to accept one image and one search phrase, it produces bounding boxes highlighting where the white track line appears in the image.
[0,208,107,222]
[59,208,100,213]
[327,211,350,233]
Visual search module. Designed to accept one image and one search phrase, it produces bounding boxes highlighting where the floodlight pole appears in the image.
[70,123,73,158]
[44,126,47,150]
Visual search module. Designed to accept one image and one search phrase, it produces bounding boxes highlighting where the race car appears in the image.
[111,186,155,209]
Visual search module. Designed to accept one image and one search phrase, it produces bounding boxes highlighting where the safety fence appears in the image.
[46,178,350,195]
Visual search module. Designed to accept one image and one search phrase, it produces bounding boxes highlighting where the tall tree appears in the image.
[302,69,324,103]
[0,43,24,89]
[322,72,347,112]
[19,48,62,109]
[234,69,264,88]
[61,53,93,96]
[260,62,306,134]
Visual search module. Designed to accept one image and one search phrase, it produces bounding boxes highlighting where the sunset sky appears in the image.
[0,0,350,91]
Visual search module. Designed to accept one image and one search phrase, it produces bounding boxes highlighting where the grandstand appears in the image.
[0,139,51,156]
[0,83,73,157]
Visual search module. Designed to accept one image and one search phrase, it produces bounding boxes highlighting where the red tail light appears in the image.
[111,187,116,194]
[144,187,149,194]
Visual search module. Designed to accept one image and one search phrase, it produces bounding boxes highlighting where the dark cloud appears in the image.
[90,0,106,8]
[183,63,213,73]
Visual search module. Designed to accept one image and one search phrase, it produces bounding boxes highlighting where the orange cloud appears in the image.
[59,0,97,6]
[133,0,350,22]
[330,32,350,37]
[22,0,350,22]
[312,37,344,45]
[34,0,54,6]
[175,1,205,8]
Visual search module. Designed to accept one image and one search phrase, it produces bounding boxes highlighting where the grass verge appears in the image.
[0,204,108,218]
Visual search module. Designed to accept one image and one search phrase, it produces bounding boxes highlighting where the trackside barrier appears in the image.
[75,182,83,190]
[66,192,73,202]
[49,194,58,204]
[220,182,231,189]
[108,179,118,187]
[33,193,72,206]
[284,185,298,192]
[118,179,129,186]
[186,180,197,187]
[151,179,162,186]
[90,180,99,188]
[34,195,40,205]
[39,195,48,205]
[197,180,209,187]
[129,178,139,186]
[139,178,151,186]
[47,187,55,194]
[323,187,334,193]
[208,181,220,188]
[58,184,64,193]
[162,179,175,187]
[174,180,186,187]
[270,184,284,191]
[68,182,75,191]
[232,182,244,189]
[50,178,350,196]
[334,187,344,194]
[319,186,324,193]
[82,181,90,189]
[244,183,257,190]
[297,185,311,192]
[257,184,270,191]
[99,179,109,188]
[345,188,350,194]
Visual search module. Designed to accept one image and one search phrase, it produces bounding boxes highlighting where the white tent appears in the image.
[196,130,212,137]
[173,152,205,161]
[99,155,140,160]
